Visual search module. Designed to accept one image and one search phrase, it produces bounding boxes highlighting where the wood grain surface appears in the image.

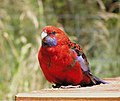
[15,77,120,101]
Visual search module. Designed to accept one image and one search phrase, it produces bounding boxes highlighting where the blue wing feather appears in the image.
[69,43,108,85]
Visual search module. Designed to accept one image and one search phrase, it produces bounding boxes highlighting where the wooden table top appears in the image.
[15,77,120,101]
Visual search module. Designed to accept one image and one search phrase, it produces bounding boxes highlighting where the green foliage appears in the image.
[0,0,120,100]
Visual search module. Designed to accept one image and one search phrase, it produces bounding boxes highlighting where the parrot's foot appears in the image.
[52,84,81,89]
[52,84,61,88]
[60,85,81,89]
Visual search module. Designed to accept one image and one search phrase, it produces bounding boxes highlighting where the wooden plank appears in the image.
[15,77,120,101]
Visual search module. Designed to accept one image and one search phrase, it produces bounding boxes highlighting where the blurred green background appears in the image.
[0,0,120,100]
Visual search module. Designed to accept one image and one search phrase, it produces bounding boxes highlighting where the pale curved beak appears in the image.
[41,31,47,39]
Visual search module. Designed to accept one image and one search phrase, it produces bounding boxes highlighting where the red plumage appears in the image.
[38,26,107,87]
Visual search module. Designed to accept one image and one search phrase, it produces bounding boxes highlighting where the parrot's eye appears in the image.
[52,31,56,35]
[49,31,56,35]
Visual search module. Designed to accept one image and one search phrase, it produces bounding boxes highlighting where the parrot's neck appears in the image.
[41,44,69,56]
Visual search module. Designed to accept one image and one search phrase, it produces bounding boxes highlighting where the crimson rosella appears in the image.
[38,26,107,88]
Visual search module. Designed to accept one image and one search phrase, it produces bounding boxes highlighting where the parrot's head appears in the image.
[41,26,68,47]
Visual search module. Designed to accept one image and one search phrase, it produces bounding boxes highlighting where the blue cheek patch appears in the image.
[46,36,57,46]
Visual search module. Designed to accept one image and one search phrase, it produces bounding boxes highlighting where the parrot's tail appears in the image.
[93,76,109,85]
[80,73,108,87]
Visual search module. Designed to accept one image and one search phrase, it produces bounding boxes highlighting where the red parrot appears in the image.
[38,26,107,88]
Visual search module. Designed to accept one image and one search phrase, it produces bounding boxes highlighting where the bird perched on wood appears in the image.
[38,26,107,88]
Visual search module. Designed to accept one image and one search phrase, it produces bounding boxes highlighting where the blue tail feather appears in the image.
[93,76,109,84]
